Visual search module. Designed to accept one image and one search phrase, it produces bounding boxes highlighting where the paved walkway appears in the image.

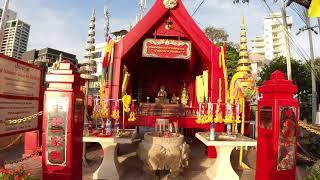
[2,139,256,180]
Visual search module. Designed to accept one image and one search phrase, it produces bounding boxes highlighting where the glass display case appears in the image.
[45,97,69,166]
[277,106,296,171]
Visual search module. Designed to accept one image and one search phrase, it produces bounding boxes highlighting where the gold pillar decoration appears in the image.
[203,70,209,102]
[196,75,205,104]
[121,72,131,97]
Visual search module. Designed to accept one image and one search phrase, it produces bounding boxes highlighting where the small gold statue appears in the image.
[181,84,189,106]
[156,85,169,104]
[171,93,178,104]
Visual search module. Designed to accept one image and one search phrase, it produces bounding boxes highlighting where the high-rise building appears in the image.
[251,36,265,57]
[251,12,292,60]
[0,19,30,59]
[22,47,77,66]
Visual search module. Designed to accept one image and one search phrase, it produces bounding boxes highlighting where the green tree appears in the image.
[203,27,239,80]
[225,42,239,80]
[259,56,311,96]
[203,26,229,44]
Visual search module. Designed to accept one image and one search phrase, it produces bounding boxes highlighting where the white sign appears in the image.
[0,57,41,98]
[0,98,39,135]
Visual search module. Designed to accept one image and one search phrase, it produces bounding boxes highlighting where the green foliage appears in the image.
[259,56,320,103]
[259,56,311,99]
[203,26,239,80]
[225,42,240,80]
[203,26,229,44]
[304,163,320,180]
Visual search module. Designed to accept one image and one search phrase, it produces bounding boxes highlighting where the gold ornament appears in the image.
[128,112,136,122]
[122,95,132,112]
[163,0,178,9]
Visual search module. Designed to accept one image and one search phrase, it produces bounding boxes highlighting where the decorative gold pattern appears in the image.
[163,0,178,9]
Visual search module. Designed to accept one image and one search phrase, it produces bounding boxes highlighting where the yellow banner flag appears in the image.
[309,0,320,17]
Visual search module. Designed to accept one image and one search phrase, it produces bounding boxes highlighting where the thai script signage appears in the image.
[0,55,41,137]
[0,56,41,98]
[45,96,69,166]
[0,99,39,136]
[142,38,192,59]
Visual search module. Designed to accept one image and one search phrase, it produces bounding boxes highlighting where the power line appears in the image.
[259,0,320,81]
[192,0,206,17]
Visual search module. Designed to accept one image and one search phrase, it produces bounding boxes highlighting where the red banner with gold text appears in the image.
[142,39,192,59]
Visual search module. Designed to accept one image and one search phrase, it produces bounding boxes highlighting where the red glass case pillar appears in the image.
[42,62,85,180]
[256,71,298,180]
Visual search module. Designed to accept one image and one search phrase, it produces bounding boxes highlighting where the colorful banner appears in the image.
[142,38,192,59]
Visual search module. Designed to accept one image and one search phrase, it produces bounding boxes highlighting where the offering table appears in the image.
[196,132,257,180]
[82,130,138,180]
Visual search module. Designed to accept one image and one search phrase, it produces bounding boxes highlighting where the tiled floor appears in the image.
[2,138,257,180]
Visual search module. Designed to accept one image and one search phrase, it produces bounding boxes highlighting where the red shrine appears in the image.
[110,0,226,129]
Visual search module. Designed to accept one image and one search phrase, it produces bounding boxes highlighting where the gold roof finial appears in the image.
[237,16,251,73]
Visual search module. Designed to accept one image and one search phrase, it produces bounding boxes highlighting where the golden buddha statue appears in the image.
[171,93,179,104]
[181,84,189,106]
[156,85,169,104]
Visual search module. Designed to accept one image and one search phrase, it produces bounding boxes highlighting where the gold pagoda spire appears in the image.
[236,17,251,73]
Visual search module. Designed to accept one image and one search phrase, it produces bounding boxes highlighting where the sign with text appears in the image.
[0,56,41,98]
[0,98,39,136]
[45,96,69,166]
[0,55,41,137]
[142,38,192,59]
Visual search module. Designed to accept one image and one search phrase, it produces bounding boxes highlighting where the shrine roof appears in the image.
[116,0,220,63]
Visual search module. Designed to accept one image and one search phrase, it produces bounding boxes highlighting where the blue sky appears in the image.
[2,0,319,60]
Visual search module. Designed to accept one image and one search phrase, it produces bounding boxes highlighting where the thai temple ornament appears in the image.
[79,8,97,81]
[224,102,234,124]
[180,84,189,106]
[80,8,98,128]
[128,101,136,122]
[111,100,120,120]
[122,95,132,112]
[163,0,178,9]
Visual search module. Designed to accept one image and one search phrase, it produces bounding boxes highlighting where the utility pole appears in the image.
[305,10,317,124]
[318,18,320,34]
[279,0,292,80]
